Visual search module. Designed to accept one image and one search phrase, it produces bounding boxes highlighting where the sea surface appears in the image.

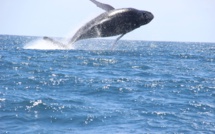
[0,35,215,133]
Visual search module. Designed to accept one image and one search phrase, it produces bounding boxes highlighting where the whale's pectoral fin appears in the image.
[111,33,126,50]
[43,36,68,48]
[90,0,115,11]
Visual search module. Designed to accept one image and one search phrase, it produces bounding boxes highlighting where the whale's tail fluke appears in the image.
[43,36,69,49]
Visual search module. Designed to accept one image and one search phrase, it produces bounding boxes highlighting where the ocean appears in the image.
[0,35,215,133]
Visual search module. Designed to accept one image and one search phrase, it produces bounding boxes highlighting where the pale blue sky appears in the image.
[0,0,215,42]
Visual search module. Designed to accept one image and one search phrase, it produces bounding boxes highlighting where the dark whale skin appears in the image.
[69,8,154,44]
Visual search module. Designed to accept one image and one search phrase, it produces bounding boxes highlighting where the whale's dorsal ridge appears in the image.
[90,0,115,11]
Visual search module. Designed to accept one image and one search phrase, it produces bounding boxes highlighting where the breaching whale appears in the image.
[44,0,154,48]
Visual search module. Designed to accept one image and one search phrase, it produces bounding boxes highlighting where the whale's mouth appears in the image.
[143,12,154,20]
[141,11,154,24]
[146,12,154,21]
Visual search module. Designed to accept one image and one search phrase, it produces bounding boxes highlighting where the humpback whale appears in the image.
[44,0,154,48]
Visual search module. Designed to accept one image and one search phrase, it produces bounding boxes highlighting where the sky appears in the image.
[0,0,215,42]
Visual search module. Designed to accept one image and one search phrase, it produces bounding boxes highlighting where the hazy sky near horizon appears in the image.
[0,0,215,42]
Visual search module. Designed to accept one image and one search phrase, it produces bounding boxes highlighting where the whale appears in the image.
[44,0,154,49]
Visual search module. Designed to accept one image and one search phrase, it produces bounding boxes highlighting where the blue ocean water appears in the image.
[0,35,215,133]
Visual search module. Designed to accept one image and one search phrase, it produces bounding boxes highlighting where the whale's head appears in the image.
[139,10,154,25]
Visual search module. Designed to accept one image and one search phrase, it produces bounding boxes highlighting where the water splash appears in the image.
[23,38,74,50]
